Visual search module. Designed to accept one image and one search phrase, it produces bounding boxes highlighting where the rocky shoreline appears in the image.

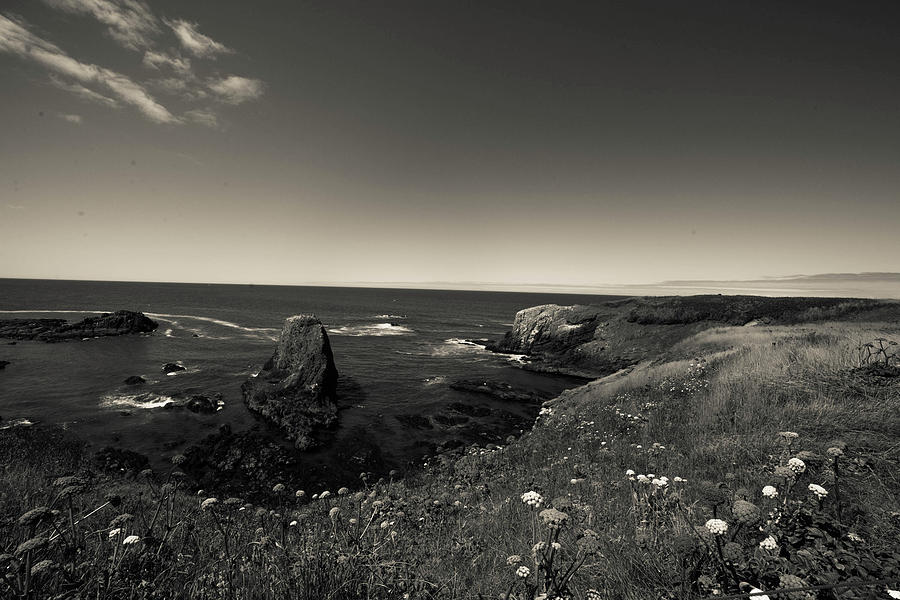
[4,295,897,500]
[0,310,158,342]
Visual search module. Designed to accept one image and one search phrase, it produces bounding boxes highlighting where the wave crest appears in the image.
[328,323,414,337]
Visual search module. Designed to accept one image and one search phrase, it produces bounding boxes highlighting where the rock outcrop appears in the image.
[0,311,158,342]
[241,315,339,449]
[162,363,185,374]
[488,296,899,378]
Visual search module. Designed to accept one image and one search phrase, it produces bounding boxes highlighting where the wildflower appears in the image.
[108,528,121,539]
[18,507,52,528]
[652,478,668,488]
[762,485,778,498]
[272,483,285,493]
[585,590,602,600]
[570,478,585,484]
[808,484,828,499]
[338,487,349,495]
[531,541,546,555]
[551,542,561,551]
[515,565,530,578]
[777,431,799,442]
[787,458,806,474]
[52,475,86,488]
[723,541,743,563]
[637,474,651,484]
[773,465,796,480]
[200,498,218,510]
[778,574,808,599]
[58,485,84,499]
[539,508,569,530]
[122,535,140,545]
[319,490,331,499]
[705,518,728,536]
[295,490,306,499]
[15,536,47,556]
[521,490,543,508]
[625,469,635,478]
[289,520,298,527]
[887,590,900,600]
[673,476,686,483]
[826,447,844,458]
[349,518,358,525]
[847,532,864,543]
[506,555,521,565]
[759,536,778,550]
[733,500,761,525]
[171,454,187,465]
[329,507,341,521]
[109,513,134,528]
[30,559,55,576]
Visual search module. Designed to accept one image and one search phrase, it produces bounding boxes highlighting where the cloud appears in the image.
[207,75,264,104]
[142,50,192,75]
[58,112,83,123]
[166,19,231,58]
[183,108,219,129]
[42,0,159,50]
[0,15,178,123]
[48,74,120,108]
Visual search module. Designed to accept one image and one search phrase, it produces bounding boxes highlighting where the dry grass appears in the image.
[2,319,899,599]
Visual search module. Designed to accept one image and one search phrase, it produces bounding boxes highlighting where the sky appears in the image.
[1,0,899,289]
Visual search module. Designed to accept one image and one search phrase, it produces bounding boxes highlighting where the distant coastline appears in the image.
[1,272,898,298]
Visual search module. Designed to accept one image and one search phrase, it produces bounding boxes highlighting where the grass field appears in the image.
[2,318,899,599]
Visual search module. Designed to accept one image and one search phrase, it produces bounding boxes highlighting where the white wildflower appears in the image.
[705,518,728,536]
[808,484,828,499]
[787,458,806,474]
[759,536,778,550]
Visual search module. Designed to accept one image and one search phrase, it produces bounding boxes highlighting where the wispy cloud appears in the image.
[0,14,178,123]
[183,108,219,129]
[142,50,191,75]
[166,19,231,58]
[48,74,120,108]
[42,0,159,50]
[207,75,264,105]
[58,112,83,124]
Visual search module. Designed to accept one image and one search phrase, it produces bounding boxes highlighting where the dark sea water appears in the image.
[0,279,624,477]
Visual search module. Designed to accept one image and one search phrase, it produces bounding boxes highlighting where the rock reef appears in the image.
[0,311,158,342]
[241,315,339,449]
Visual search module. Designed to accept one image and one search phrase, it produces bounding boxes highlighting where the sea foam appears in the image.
[328,323,414,337]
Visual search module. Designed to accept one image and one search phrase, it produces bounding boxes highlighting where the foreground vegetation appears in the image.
[2,319,899,599]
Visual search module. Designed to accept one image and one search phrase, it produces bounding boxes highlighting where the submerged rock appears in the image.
[123,375,145,385]
[0,360,8,370]
[241,315,339,449]
[449,379,551,403]
[0,311,157,342]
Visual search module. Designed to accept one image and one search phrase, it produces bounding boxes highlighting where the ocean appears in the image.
[0,279,624,479]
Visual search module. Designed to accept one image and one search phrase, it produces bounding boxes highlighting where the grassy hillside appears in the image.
[2,318,899,599]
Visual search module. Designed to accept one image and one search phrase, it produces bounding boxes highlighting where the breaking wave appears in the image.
[328,323,414,337]
[101,393,175,409]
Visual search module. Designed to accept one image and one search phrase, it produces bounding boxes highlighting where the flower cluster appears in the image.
[521,491,544,508]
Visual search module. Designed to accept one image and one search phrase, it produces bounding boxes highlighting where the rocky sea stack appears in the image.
[241,315,339,449]
[0,310,158,342]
